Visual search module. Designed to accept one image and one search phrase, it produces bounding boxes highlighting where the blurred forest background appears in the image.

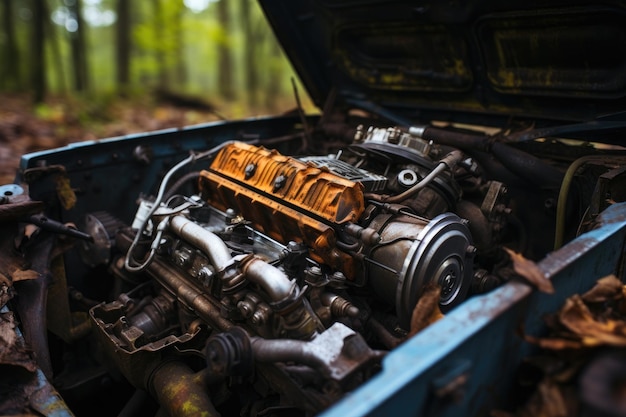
[0,0,314,183]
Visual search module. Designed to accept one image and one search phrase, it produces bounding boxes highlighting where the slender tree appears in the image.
[265,39,283,111]
[217,0,235,100]
[173,1,187,88]
[153,0,169,89]
[32,0,46,102]
[2,0,20,90]
[115,0,131,89]
[68,0,89,91]
[239,0,258,108]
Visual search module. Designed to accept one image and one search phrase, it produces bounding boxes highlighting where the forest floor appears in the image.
[0,93,234,185]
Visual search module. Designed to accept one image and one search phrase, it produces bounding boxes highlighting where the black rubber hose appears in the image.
[421,126,563,187]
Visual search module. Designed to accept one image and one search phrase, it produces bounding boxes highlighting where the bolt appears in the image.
[387,127,401,144]
[441,274,456,296]
[273,174,287,191]
[244,163,256,179]
[544,198,556,210]
[238,301,253,318]
[354,125,364,142]
[251,311,265,326]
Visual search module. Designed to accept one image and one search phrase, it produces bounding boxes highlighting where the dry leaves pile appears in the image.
[495,275,626,417]
[0,94,221,185]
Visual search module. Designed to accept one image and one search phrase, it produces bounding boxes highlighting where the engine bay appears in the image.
[3,113,626,416]
[88,128,494,415]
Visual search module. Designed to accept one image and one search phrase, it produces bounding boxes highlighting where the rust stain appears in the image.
[199,142,365,279]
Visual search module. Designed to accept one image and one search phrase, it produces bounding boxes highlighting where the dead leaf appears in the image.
[559,295,626,347]
[11,269,40,282]
[535,380,569,417]
[55,174,76,210]
[524,334,584,350]
[23,224,39,240]
[504,247,554,294]
[581,275,624,303]
[0,312,37,372]
[408,284,444,337]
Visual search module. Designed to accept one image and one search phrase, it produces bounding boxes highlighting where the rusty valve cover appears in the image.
[199,142,365,278]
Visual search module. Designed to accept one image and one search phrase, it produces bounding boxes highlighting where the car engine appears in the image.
[5,110,626,416]
[57,123,521,416]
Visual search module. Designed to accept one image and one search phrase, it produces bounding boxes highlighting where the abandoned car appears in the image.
[2,1,626,416]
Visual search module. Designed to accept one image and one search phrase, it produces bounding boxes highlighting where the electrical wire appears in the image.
[124,140,249,272]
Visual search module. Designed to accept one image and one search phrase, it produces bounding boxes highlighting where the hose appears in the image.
[419,126,564,187]
[163,171,201,201]
[554,155,626,249]
[365,150,463,203]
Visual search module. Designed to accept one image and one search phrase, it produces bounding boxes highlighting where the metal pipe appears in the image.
[169,215,232,272]
[125,140,247,273]
[239,255,295,301]
[250,338,326,370]
[146,260,233,331]
[170,216,295,303]
[150,361,221,417]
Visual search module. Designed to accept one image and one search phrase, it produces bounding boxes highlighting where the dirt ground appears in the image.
[0,94,222,185]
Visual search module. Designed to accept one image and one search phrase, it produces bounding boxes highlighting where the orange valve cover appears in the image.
[199,142,365,278]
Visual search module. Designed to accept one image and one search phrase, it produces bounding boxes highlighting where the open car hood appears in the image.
[260,0,626,125]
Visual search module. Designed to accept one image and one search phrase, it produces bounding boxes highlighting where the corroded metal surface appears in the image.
[200,142,364,278]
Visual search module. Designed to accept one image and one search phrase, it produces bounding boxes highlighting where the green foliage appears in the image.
[1,0,316,116]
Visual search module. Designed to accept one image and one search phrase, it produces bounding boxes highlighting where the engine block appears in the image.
[200,142,366,278]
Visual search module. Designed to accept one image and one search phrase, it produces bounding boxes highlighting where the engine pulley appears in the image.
[365,212,474,328]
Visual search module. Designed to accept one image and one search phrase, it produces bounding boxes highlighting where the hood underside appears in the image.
[259,0,626,124]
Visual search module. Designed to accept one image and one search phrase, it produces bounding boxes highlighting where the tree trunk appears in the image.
[69,0,89,91]
[46,2,67,93]
[265,40,283,111]
[240,0,258,108]
[217,0,234,100]
[154,0,169,89]
[2,0,20,90]
[32,0,46,102]
[173,1,187,88]
[115,0,131,89]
